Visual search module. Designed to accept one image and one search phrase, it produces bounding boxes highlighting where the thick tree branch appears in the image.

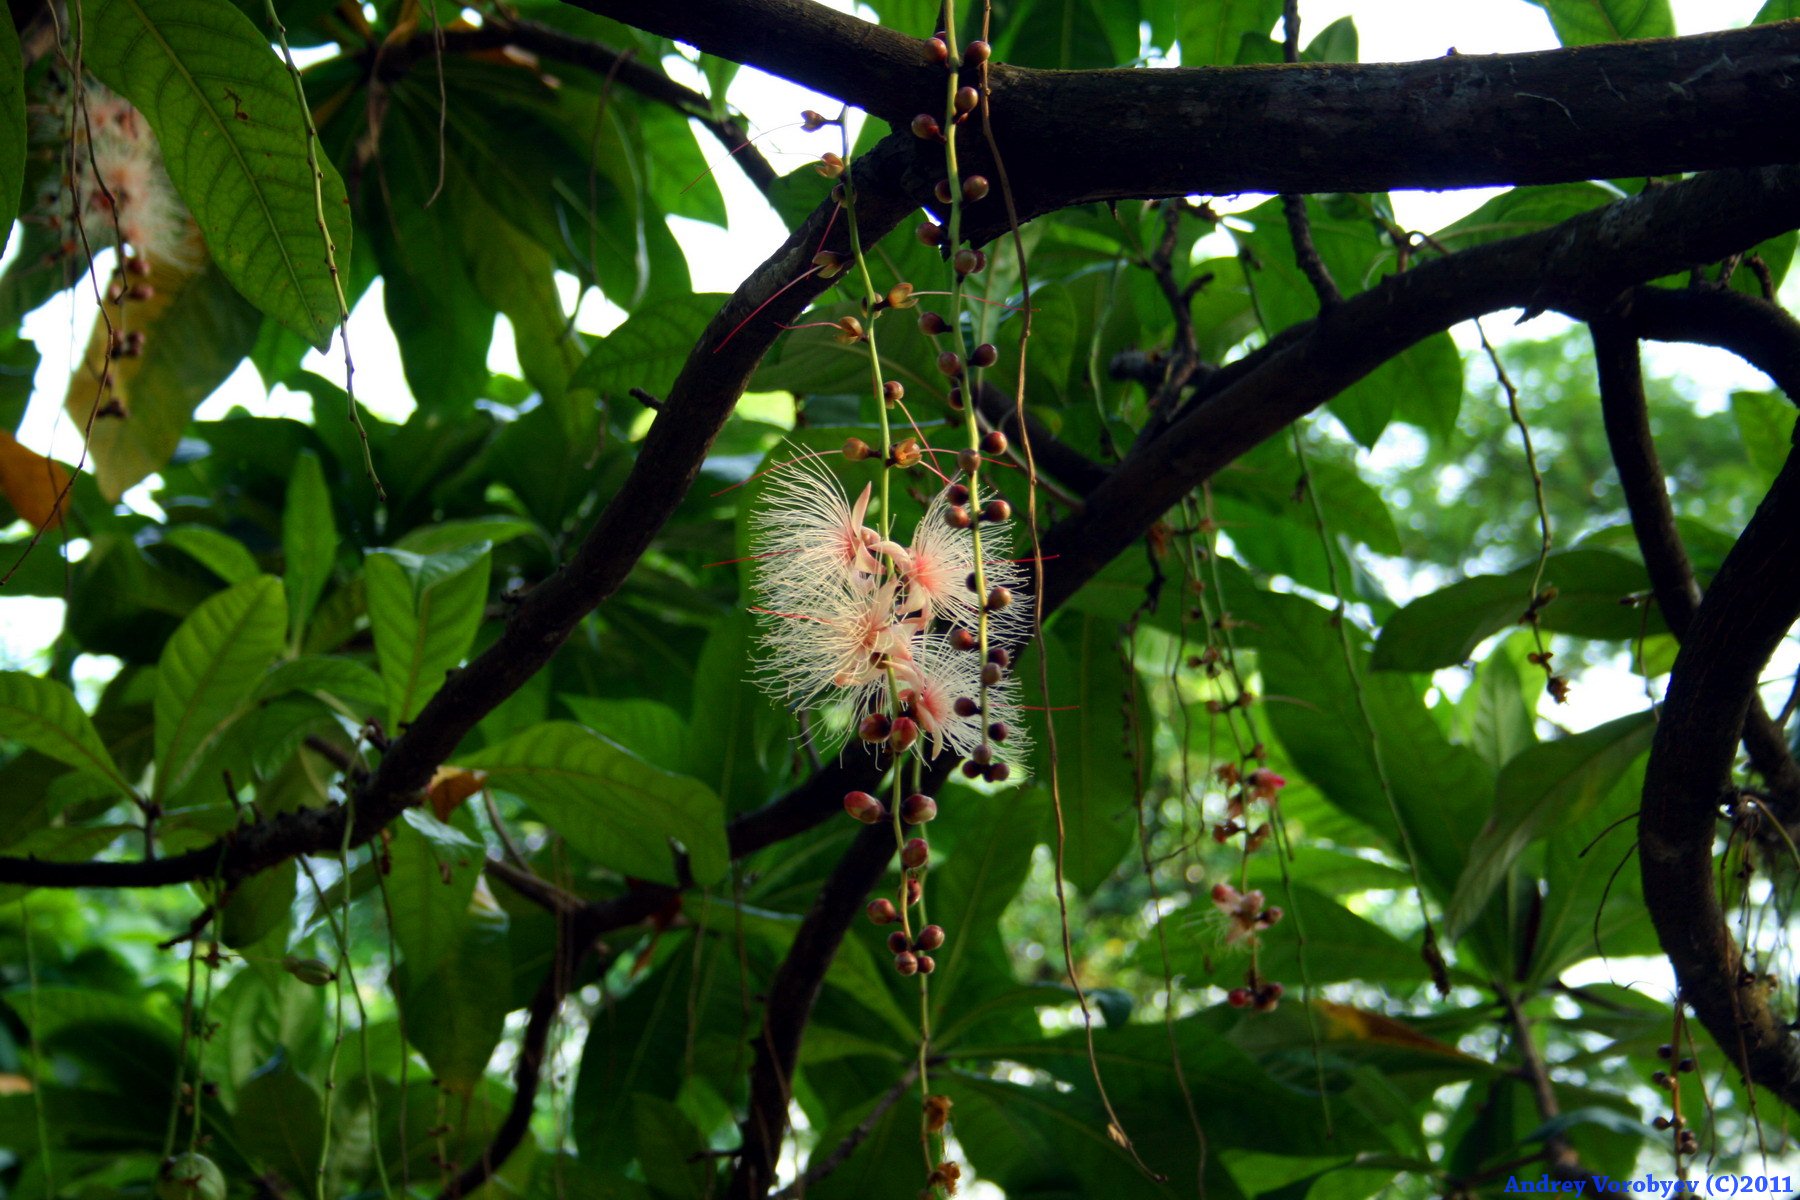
[1639,446,1800,1107]
[372,18,778,193]
[562,0,1800,243]
[1609,286,1800,404]
[1591,317,1800,808]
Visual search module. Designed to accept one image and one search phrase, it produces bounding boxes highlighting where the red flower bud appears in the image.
[981,429,1008,454]
[890,715,920,752]
[910,113,942,140]
[985,586,1012,611]
[947,483,971,505]
[982,499,1011,522]
[867,898,898,924]
[954,86,979,115]
[915,924,945,951]
[902,837,930,869]
[965,39,991,65]
[919,310,948,335]
[934,179,955,206]
[859,713,892,742]
[887,930,912,954]
[1227,987,1252,1008]
[901,793,938,824]
[916,221,944,247]
[962,175,990,202]
[969,342,997,368]
[984,762,1011,783]
[895,950,920,975]
[925,37,948,63]
[841,436,872,461]
[843,790,886,824]
[953,248,980,276]
[883,380,904,405]
[917,953,936,974]
[947,505,972,529]
[950,629,977,651]
[937,351,964,377]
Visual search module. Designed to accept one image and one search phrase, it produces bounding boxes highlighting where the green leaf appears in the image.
[563,694,688,776]
[0,6,24,257]
[686,607,774,814]
[257,655,386,711]
[571,294,728,403]
[282,451,337,644]
[1462,637,1538,770]
[83,0,354,348]
[1372,549,1662,672]
[1303,15,1358,61]
[160,525,260,584]
[1730,389,1797,487]
[234,1048,326,1189]
[1180,0,1283,65]
[1025,615,1136,894]
[217,859,295,949]
[1443,712,1655,940]
[463,721,728,886]
[1754,0,1800,20]
[1522,0,1673,45]
[364,543,492,728]
[154,574,287,799]
[0,671,136,799]
[395,898,511,1093]
[387,808,483,976]
[1434,184,1618,252]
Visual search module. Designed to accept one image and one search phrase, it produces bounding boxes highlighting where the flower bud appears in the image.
[801,109,830,131]
[965,39,991,65]
[917,221,945,247]
[883,380,905,405]
[282,955,336,987]
[1254,982,1284,1012]
[905,877,923,906]
[926,37,949,63]
[937,350,964,377]
[1226,987,1252,1008]
[950,629,977,651]
[981,429,1008,454]
[934,179,955,206]
[988,721,1009,742]
[982,499,1011,522]
[917,953,937,974]
[901,792,938,824]
[947,505,972,529]
[969,342,998,368]
[888,930,912,954]
[867,898,898,924]
[816,152,845,178]
[954,86,979,115]
[953,248,980,275]
[843,790,886,824]
[946,385,964,411]
[902,837,930,868]
[886,282,917,309]
[971,743,993,765]
[919,310,948,335]
[985,586,1013,611]
[962,175,990,202]
[859,713,892,742]
[957,449,981,473]
[953,696,979,717]
[842,436,872,461]
[915,924,945,951]
[812,250,848,279]
[890,715,920,752]
[984,762,1011,783]
[911,113,942,140]
[986,647,1010,667]
[980,662,1002,687]
[895,950,920,975]
[961,760,985,778]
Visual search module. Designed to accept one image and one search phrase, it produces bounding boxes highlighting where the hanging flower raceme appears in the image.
[747,450,1030,774]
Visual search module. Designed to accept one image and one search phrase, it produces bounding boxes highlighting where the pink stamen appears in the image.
[715,263,825,353]
[710,447,845,497]
[748,606,831,624]
[683,121,804,194]
[702,548,804,569]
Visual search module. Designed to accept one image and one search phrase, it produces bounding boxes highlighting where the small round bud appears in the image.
[961,760,985,779]
[969,342,998,368]
[957,449,981,473]
[902,837,930,869]
[1678,1058,1695,1073]
[127,256,152,277]
[911,113,942,140]
[1254,982,1284,1012]
[947,483,971,505]
[916,953,936,974]
[980,662,1002,687]
[801,109,829,131]
[1211,882,1236,904]
[1657,1044,1674,1060]
[937,350,964,377]
[926,36,948,62]
[981,430,1008,454]
[950,629,977,652]
[867,898,898,925]
[987,647,1010,668]
[128,283,155,301]
[1651,1070,1670,1087]
[843,790,886,824]
[946,385,964,411]
[1226,987,1252,1008]
[986,586,1013,611]
[954,86,979,115]
[966,571,981,592]
[953,248,980,276]
[890,715,920,752]
[895,950,920,975]
[917,221,945,247]
[842,436,872,461]
[962,175,990,202]
[965,39,990,65]
[934,179,955,206]
[988,721,1009,742]
[915,924,945,951]
[901,793,939,824]
[919,310,948,335]
[953,696,980,717]
[971,743,993,766]
[883,380,905,405]
[282,955,336,987]
[888,930,912,954]
[982,499,1011,522]
[984,761,1011,783]
[859,713,892,742]
[947,505,973,529]
[905,877,923,906]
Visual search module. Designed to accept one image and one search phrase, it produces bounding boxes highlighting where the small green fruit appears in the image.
[282,955,336,987]
[157,1152,226,1200]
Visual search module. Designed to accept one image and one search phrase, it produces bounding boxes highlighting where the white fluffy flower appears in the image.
[900,632,1031,767]
[904,481,1027,638]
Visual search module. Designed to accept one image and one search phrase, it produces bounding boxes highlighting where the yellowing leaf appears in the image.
[64,259,259,499]
[426,766,487,822]
[0,430,68,529]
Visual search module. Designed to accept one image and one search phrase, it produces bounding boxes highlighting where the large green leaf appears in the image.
[463,721,728,886]
[83,0,353,347]
[1443,711,1655,940]
[1434,184,1619,252]
[364,543,491,728]
[153,574,287,799]
[159,526,259,584]
[0,671,136,800]
[1730,389,1798,487]
[571,294,727,404]
[1371,549,1662,672]
[282,451,337,645]
[0,6,23,256]
[394,898,512,1093]
[387,808,483,976]
[234,1048,326,1190]
[1179,0,1283,65]
[1522,0,1673,45]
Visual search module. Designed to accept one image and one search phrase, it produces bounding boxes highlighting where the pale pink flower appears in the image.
[905,481,1026,637]
[899,632,1031,767]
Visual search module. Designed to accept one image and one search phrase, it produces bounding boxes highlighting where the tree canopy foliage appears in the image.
[1,0,1799,1197]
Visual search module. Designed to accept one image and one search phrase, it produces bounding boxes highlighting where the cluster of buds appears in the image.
[1211,882,1283,946]
[887,920,945,975]
[33,76,198,272]
[1226,980,1284,1013]
[1649,1044,1699,1155]
[1211,761,1285,842]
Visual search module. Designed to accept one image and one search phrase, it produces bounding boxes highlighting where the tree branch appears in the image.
[1591,316,1800,808]
[1609,285,1800,405]
[1639,445,1800,1107]
[561,0,1800,243]
[371,18,778,193]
